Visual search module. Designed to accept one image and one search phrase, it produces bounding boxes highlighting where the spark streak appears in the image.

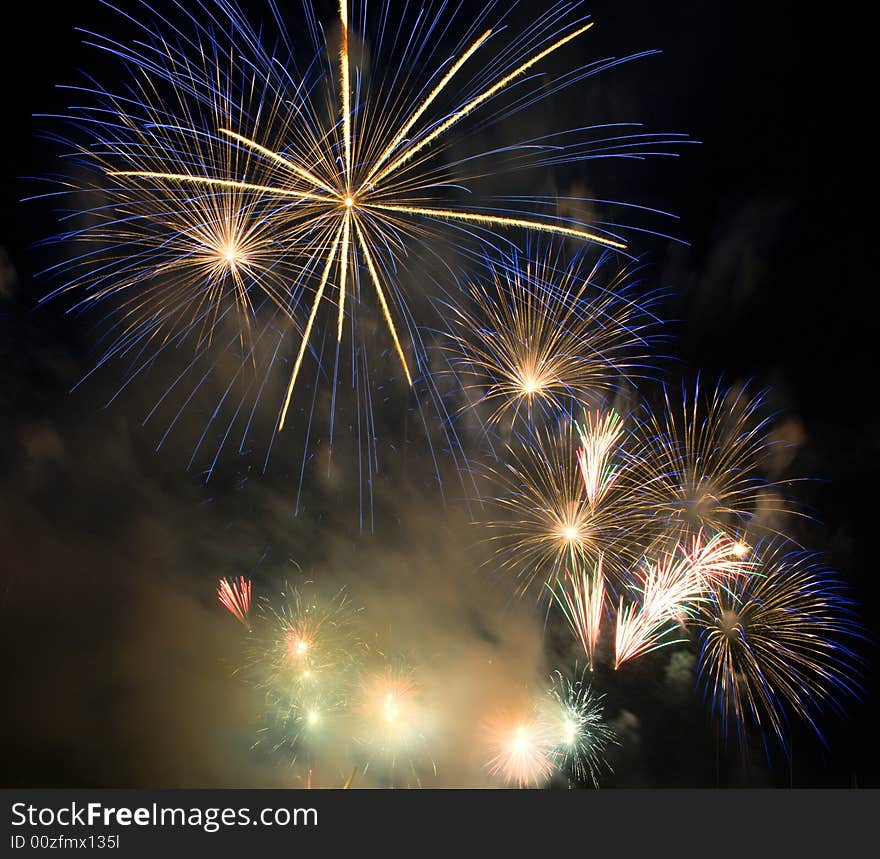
[279,225,343,429]
[577,410,624,506]
[614,533,747,668]
[218,576,252,630]
[553,558,606,670]
[365,23,595,187]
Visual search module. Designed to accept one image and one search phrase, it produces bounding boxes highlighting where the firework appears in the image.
[483,412,641,593]
[246,584,364,755]
[43,100,305,355]
[614,532,746,668]
[613,591,684,669]
[485,709,557,789]
[542,669,617,787]
[41,23,311,472]
[218,576,252,630]
[486,670,617,788]
[261,585,363,686]
[353,664,430,779]
[446,249,662,426]
[696,541,862,753]
[684,531,753,582]
[626,382,785,549]
[577,409,625,506]
[44,0,684,500]
[552,556,606,670]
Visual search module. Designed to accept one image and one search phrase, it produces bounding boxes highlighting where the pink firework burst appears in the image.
[218,576,252,630]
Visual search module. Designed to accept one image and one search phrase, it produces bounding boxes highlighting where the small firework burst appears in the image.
[614,532,748,669]
[542,669,617,787]
[485,671,617,789]
[245,583,365,757]
[218,576,252,630]
[353,662,432,783]
[577,410,625,507]
[447,248,662,426]
[696,540,863,754]
[485,709,557,789]
[482,412,641,594]
[626,382,786,549]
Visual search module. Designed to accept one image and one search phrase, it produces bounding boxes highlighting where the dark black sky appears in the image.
[1,0,877,788]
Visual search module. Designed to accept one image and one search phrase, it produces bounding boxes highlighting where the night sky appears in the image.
[1,0,877,788]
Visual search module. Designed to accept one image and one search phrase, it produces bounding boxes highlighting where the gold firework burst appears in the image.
[107,2,625,430]
[482,412,641,594]
[697,541,862,750]
[448,249,659,426]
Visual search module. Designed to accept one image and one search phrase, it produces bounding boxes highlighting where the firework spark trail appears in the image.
[697,540,863,754]
[577,410,624,506]
[218,576,252,629]
[684,531,753,584]
[279,224,344,428]
[339,0,353,188]
[350,216,413,388]
[613,532,747,668]
[613,592,685,669]
[553,557,606,670]
[359,29,494,185]
[360,22,597,188]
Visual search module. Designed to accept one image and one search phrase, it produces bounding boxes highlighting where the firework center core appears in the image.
[520,376,544,395]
